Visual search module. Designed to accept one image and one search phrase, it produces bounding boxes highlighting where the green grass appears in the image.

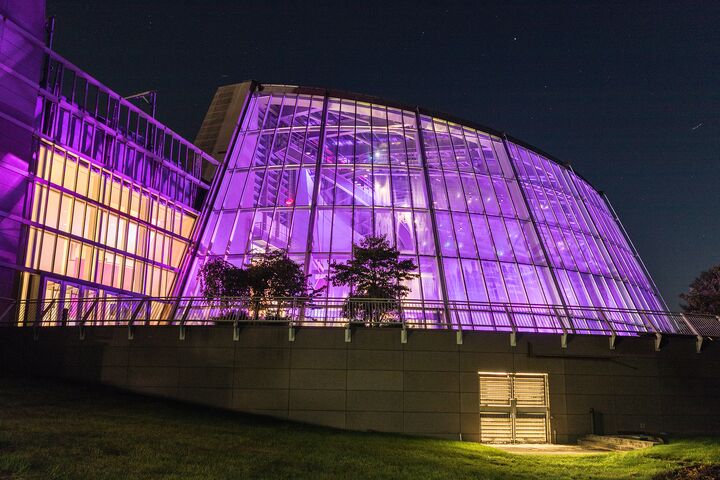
[0,375,718,479]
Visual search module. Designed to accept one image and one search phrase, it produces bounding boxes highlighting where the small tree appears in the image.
[680,265,720,315]
[246,250,319,319]
[197,257,251,318]
[330,235,418,325]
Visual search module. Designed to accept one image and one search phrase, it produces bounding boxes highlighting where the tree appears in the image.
[330,235,418,324]
[245,250,320,319]
[247,250,310,299]
[197,257,251,319]
[198,257,249,298]
[680,265,720,315]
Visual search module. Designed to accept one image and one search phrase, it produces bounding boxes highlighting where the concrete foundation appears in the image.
[2,326,720,444]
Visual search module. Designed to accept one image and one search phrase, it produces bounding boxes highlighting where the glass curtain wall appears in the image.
[507,142,669,331]
[186,90,668,332]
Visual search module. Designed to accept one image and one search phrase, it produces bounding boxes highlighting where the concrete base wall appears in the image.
[2,326,720,443]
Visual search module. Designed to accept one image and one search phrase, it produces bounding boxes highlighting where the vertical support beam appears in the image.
[302,93,331,279]
[681,313,704,354]
[178,299,193,341]
[500,137,573,330]
[172,81,259,303]
[414,109,452,326]
[654,332,662,352]
[288,325,296,342]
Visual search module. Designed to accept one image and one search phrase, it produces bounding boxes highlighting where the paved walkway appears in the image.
[488,444,606,455]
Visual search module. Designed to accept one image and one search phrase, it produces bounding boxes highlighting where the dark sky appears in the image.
[46,0,719,307]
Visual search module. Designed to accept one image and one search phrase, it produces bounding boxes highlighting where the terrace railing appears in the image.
[1,296,720,342]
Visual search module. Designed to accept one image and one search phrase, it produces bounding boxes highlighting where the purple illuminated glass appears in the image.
[182,91,668,334]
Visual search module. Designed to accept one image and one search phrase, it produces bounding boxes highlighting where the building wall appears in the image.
[0,5,218,321]
[0,0,45,298]
[2,326,719,443]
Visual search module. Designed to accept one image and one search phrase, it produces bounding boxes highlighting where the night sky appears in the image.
[46,0,719,307]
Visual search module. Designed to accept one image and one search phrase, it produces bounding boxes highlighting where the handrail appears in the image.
[3,295,719,338]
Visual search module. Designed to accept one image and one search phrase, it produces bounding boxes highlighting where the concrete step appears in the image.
[577,434,661,451]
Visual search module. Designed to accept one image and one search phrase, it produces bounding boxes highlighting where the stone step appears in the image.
[577,434,661,451]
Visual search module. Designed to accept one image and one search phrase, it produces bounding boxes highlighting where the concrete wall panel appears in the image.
[3,325,720,442]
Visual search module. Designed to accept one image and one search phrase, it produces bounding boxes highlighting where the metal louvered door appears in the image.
[479,373,550,444]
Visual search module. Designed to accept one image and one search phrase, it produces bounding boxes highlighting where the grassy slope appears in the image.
[0,376,718,480]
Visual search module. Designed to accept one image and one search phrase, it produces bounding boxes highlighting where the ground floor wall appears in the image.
[2,326,719,443]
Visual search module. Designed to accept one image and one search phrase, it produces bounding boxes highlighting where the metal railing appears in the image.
[1,295,720,339]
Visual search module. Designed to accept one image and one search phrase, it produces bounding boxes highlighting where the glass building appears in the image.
[180,83,671,333]
[0,6,216,324]
[0,2,671,334]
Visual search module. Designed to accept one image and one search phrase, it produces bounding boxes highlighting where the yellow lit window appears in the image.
[76,161,90,196]
[25,228,36,268]
[173,210,182,235]
[36,145,47,179]
[133,262,144,293]
[105,214,118,249]
[157,203,167,230]
[109,179,121,210]
[171,238,186,268]
[58,194,73,233]
[84,204,97,241]
[63,156,77,191]
[38,232,56,272]
[117,217,127,251]
[136,225,147,257]
[126,221,138,255]
[53,235,68,275]
[45,189,61,229]
[100,250,114,287]
[49,150,65,186]
[67,240,81,277]
[88,168,101,201]
[123,258,134,291]
[31,184,45,223]
[181,213,195,238]
[140,195,149,221]
[71,200,85,237]
[112,254,124,289]
[120,184,130,214]
[79,244,93,281]
[130,190,141,217]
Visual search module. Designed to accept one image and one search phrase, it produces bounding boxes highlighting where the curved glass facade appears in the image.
[183,87,669,332]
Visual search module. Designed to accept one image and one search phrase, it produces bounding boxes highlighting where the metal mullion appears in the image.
[291,92,327,275]
[266,97,304,253]
[232,93,279,259]
[302,94,330,281]
[501,138,572,331]
[399,112,426,313]
[324,110,341,276]
[566,170,647,318]
[415,111,451,325]
[463,130,500,310]
[278,95,303,256]
[442,124,476,317]
[480,150,532,308]
[529,159,587,282]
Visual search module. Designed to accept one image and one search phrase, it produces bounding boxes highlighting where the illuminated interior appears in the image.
[182,89,670,332]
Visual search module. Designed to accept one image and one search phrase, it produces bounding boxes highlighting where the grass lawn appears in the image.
[0,375,718,480]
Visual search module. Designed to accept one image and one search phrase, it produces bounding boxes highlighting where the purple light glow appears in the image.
[183,91,668,333]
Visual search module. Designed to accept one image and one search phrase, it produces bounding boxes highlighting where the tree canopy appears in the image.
[330,235,418,300]
[680,265,720,315]
[197,251,314,300]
